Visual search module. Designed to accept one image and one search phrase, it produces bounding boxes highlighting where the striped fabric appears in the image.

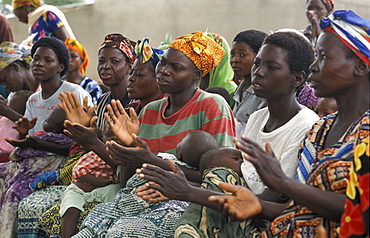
[262,110,370,238]
[138,89,236,155]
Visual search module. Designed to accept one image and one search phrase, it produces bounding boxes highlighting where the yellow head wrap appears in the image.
[12,0,41,10]
[168,31,225,77]
[64,38,89,75]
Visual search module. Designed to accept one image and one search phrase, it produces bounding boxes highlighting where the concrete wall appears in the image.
[8,0,370,81]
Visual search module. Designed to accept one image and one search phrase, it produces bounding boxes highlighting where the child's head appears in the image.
[8,90,33,115]
[205,86,230,105]
[176,130,220,168]
[42,107,66,133]
[314,97,337,118]
[199,147,243,176]
[102,122,123,144]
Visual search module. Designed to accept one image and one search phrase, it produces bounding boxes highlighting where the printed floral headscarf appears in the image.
[134,38,164,67]
[65,38,89,75]
[12,0,41,10]
[168,31,225,77]
[0,42,31,71]
[320,10,370,65]
[99,34,136,62]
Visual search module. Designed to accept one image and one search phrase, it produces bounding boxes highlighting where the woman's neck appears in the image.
[264,95,303,133]
[41,78,63,99]
[165,87,197,117]
[65,71,84,85]
[109,79,128,100]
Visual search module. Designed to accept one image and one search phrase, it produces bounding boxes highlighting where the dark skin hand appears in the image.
[63,117,117,170]
[58,92,96,127]
[12,116,38,139]
[0,95,22,122]
[5,135,73,156]
[235,136,346,222]
[136,160,225,211]
[107,135,202,183]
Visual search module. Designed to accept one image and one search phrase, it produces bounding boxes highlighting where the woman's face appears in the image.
[97,48,131,87]
[0,64,26,92]
[68,49,83,73]
[127,59,159,100]
[31,46,64,83]
[309,32,358,98]
[155,48,201,94]
[230,42,256,79]
[251,44,294,100]
[306,0,329,21]
[13,6,29,24]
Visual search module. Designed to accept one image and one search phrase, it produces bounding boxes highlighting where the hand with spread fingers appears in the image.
[13,116,38,136]
[106,134,155,168]
[208,182,262,220]
[135,182,169,203]
[234,136,286,191]
[58,92,96,127]
[104,99,140,146]
[63,116,101,152]
[136,160,192,201]
[5,134,42,148]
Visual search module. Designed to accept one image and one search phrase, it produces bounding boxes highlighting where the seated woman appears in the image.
[64,38,102,105]
[66,31,236,237]
[137,30,320,237]
[0,107,74,237]
[0,42,40,122]
[139,10,369,238]
[16,34,135,237]
[231,30,268,138]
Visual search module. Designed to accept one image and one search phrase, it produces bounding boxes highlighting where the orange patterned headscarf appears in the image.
[12,0,41,10]
[168,31,225,77]
[64,38,89,75]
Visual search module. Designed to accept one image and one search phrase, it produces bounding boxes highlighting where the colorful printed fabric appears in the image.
[297,85,320,110]
[12,0,41,10]
[138,88,236,155]
[175,167,267,238]
[340,137,369,238]
[79,76,102,105]
[0,41,31,71]
[72,151,116,183]
[168,31,225,77]
[99,33,136,62]
[17,144,85,238]
[134,38,164,66]
[72,158,191,238]
[262,110,370,238]
[320,10,370,65]
[65,37,89,75]
[321,0,334,12]
[203,32,237,107]
[0,131,72,238]
[28,10,65,45]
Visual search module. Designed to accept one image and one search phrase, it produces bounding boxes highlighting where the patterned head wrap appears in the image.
[0,42,31,72]
[320,10,370,65]
[168,31,225,77]
[321,0,334,13]
[99,34,136,62]
[297,85,320,109]
[134,38,164,67]
[64,38,89,75]
[12,0,41,10]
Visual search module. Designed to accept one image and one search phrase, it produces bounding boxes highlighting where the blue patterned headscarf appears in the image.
[320,10,370,65]
[134,38,164,67]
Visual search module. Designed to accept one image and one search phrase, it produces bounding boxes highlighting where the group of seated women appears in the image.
[0,5,368,238]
